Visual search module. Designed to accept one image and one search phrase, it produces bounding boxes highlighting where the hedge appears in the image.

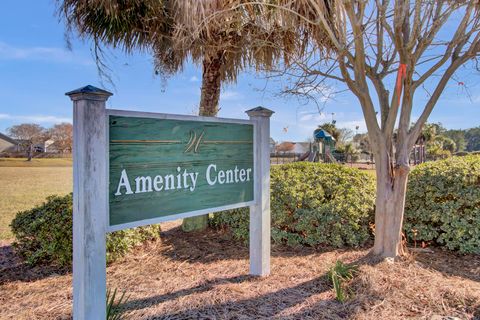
[12,155,478,263]
[211,162,376,248]
[404,155,480,254]
[10,193,161,266]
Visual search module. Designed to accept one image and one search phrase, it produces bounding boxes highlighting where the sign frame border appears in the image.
[67,85,273,320]
[105,109,258,232]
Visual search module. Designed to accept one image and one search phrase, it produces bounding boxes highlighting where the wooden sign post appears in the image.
[246,107,273,276]
[67,86,111,320]
[67,85,273,319]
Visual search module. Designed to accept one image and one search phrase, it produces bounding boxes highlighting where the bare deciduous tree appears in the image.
[7,124,46,161]
[265,0,480,258]
[48,123,73,153]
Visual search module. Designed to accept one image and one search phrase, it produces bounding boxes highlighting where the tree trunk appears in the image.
[372,146,410,258]
[198,53,222,117]
[27,143,33,161]
[182,52,223,232]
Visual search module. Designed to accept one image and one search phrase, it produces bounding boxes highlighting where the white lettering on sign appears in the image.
[114,164,252,196]
[115,169,134,196]
[206,164,217,185]
[135,176,152,193]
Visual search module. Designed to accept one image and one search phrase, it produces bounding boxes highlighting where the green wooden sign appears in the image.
[108,114,254,229]
[68,85,272,318]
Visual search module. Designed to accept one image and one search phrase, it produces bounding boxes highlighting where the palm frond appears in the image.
[58,0,343,82]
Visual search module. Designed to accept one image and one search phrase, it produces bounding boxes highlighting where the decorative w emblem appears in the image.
[184,130,205,153]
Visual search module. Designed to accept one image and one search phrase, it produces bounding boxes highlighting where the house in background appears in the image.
[0,133,18,153]
[275,141,311,154]
[269,138,276,153]
[291,142,310,154]
[275,141,295,153]
[41,139,56,153]
[0,133,58,155]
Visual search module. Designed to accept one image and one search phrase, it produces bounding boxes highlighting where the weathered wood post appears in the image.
[246,107,273,276]
[66,85,112,320]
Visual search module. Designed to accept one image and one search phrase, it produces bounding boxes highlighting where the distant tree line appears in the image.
[444,127,480,153]
[421,123,480,158]
[5,123,72,161]
[351,123,480,161]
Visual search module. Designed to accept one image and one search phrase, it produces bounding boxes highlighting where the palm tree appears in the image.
[342,143,358,164]
[59,0,339,230]
[178,0,340,229]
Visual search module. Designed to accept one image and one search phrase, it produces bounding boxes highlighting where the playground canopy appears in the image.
[313,128,335,142]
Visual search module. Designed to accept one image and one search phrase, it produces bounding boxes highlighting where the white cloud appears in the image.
[293,109,371,136]
[0,114,71,124]
[298,111,327,122]
[189,76,199,82]
[0,42,93,65]
[296,84,336,102]
[335,120,367,132]
[221,90,242,101]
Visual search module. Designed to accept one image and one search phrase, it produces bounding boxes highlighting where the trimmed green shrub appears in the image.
[211,162,376,248]
[405,155,480,254]
[10,193,161,266]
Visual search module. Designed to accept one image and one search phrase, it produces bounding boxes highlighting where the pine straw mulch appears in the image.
[1,221,479,320]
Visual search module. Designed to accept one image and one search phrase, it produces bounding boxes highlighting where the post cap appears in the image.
[245,106,274,118]
[65,85,112,101]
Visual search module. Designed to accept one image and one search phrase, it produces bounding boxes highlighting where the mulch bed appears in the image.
[1,221,479,319]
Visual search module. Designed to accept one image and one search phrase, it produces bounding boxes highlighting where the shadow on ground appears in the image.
[159,224,349,264]
[161,225,480,285]
[2,224,478,286]
[413,250,480,283]
[0,224,333,286]
[0,243,69,285]
[2,222,479,319]
[121,254,382,319]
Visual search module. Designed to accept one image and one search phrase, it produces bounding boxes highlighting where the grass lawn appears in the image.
[0,158,72,239]
[0,157,72,167]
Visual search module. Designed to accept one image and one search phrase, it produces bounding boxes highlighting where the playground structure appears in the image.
[311,128,337,163]
[272,128,338,164]
[272,126,426,167]
[297,128,338,163]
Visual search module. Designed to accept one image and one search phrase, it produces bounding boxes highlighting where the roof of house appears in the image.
[0,132,17,145]
[276,141,296,152]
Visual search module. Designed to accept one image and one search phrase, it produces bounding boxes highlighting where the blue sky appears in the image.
[1,1,479,142]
